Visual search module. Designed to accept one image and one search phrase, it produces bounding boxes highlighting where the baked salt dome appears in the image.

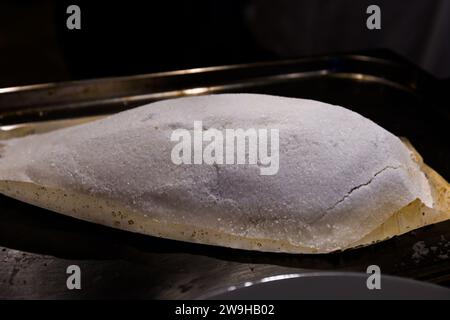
[0,94,434,253]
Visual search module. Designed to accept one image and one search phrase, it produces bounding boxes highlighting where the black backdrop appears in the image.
[1,0,449,87]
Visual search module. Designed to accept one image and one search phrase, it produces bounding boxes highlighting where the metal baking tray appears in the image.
[0,51,449,299]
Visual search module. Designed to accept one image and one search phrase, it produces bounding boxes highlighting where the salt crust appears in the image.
[0,94,433,251]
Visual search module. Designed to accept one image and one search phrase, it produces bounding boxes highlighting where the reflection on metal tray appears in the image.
[208,272,450,300]
[0,51,449,299]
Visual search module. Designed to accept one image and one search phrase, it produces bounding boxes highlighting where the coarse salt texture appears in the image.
[0,94,433,252]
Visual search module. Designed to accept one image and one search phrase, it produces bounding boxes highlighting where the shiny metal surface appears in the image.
[208,272,450,300]
[0,53,438,125]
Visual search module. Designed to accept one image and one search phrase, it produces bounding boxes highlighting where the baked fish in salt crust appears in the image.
[0,94,448,253]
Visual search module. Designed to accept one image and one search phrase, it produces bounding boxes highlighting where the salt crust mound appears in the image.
[0,94,433,252]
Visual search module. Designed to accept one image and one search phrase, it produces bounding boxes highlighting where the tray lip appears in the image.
[0,52,433,94]
[0,51,441,126]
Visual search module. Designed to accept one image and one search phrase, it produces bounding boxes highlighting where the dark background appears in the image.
[0,0,449,87]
